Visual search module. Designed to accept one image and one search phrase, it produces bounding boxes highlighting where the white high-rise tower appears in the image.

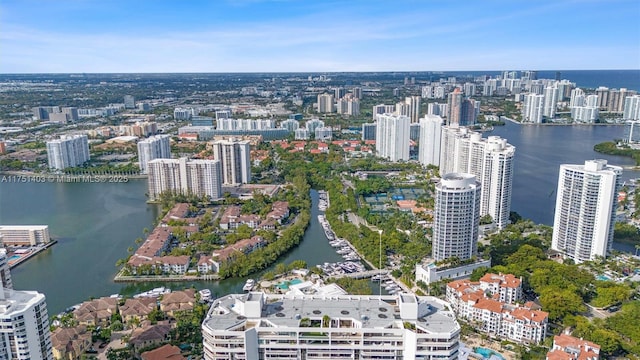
[137,135,171,174]
[418,115,443,167]
[432,173,481,261]
[212,139,251,185]
[46,134,90,170]
[552,160,622,263]
[375,114,410,161]
[480,137,515,229]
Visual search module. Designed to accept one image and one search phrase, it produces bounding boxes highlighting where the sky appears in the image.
[1,0,639,73]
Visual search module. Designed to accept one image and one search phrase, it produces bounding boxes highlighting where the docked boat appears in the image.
[243,279,255,292]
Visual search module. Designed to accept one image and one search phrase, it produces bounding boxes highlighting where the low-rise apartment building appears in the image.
[546,334,600,360]
[0,225,50,246]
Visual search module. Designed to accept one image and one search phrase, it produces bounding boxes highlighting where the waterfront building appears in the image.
[0,288,53,360]
[124,95,135,109]
[46,134,90,170]
[0,225,50,247]
[418,115,443,167]
[137,135,171,174]
[547,334,600,360]
[0,249,12,289]
[375,113,410,161]
[202,292,461,360]
[447,88,463,126]
[317,93,334,113]
[522,94,544,123]
[571,106,599,123]
[552,160,622,263]
[623,95,640,120]
[596,86,609,109]
[432,173,481,261]
[212,139,251,185]
[361,123,376,141]
[543,85,559,119]
[625,120,640,143]
[147,157,222,202]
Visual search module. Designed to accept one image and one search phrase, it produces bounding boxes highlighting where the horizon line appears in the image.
[1,69,639,76]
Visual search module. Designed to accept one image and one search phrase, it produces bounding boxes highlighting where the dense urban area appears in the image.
[1,70,640,360]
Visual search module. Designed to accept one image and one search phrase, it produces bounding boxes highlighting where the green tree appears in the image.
[539,288,585,321]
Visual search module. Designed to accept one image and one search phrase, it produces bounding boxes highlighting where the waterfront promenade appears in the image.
[7,241,56,269]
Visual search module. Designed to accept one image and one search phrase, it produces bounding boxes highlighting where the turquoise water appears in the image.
[597,275,611,281]
[8,255,21,261]
[277,278,303,290]
[474,347,506,360]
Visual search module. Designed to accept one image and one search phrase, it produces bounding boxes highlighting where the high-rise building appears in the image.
[202,292,461,360]
[317,94,334,113]
[147,158,222,202]
[61,107,79,122]
[625,120,640,143]
[522,94,544,123]
[315,126,333,141]
[346,99,360,116]
[439,129,515,229]
[361,123,376,141]
[0,249,13,289]
[432,173,481,261]
[46,134,90,170]
[375,114,410,161]
[406,96,421,123]
[479,137,515,229]
[552,160,622,263]
[372,104,395,120]
[596,86,609,109]
[352,86,362,99]
[333,87,346,99]
[418,115,443,167]
[0,142,6,155]
[0,288,53,360]
[212,139,251,186]
[623,95,640,120]
[124,95,135,109]
[137,135,171,174]
[543,85,558,119]
[460,99,479,126]
[447,88,463,126]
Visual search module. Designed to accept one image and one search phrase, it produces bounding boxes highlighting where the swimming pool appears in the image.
[8,255,21,261]
[474,347,506,360]
[596,275,611,281]
[276,278,303,290]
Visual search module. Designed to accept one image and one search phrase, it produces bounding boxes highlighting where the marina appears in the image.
[242,279,255,292]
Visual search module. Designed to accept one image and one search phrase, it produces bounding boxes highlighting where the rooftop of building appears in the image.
[203,292,459,335]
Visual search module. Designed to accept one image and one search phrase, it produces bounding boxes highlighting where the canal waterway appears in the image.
[1,122,639,312]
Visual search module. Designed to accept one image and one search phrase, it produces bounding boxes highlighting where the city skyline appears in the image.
[1,0,639,73]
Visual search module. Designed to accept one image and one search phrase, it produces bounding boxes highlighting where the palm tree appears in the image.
[635,244,640,256]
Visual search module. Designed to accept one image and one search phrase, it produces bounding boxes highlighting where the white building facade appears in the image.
[552,160,622,263]
[432,173,481,261]
[0,288,53,360]
[375,114,410,161]
[147,158,222,202]
[202,292,461,360]
[46,135,90,170]
[418,115,443,167]
[212,139,251,185]
[137,135,171,174]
